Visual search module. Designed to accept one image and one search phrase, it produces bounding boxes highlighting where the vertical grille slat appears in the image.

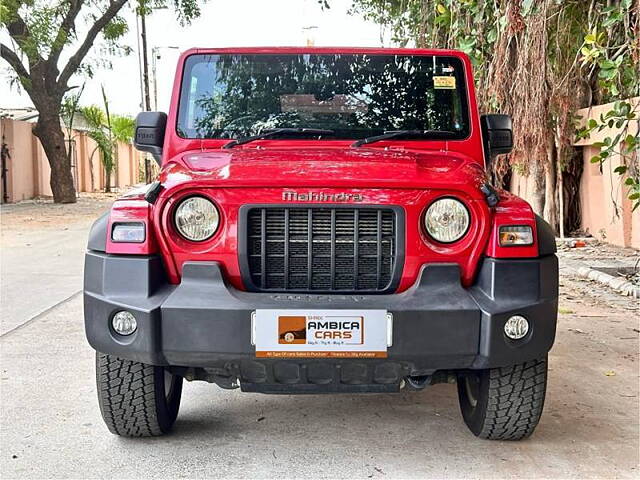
[284,209,290,289]
[260,209,266,289]
[330,209,336,290]
[353,209,359,290]
[307,209,313,289]
[376,210,382,289]
[245,206,398,293]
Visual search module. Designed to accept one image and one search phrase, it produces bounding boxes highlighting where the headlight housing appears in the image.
[174,196,219,241]
[424,198,470,243]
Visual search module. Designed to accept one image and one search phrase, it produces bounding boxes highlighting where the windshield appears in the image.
[177,53,470,141]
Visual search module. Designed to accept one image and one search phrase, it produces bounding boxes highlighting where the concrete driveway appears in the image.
[1,198,638,479]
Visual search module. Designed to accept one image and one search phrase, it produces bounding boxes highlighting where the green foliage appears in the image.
[81,104,113,179]
[111,115,135,144]
[80,101,135,191]
[576,1,640,209]
[81,105,107,130]
[137,0,202,25]
[576,101,640,210]
[102,15,129,41]
[1,0,205,94]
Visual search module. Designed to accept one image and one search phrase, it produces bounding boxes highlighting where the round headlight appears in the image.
[174,196,219,241]
[424,198,470,243]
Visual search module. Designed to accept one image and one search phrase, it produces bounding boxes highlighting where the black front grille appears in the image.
[242,206,401,293]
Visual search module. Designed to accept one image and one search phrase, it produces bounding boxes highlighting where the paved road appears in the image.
[0,198,112,336]
[1,208,638,478]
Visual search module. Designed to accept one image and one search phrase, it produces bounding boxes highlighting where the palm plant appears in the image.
[80,90,135,193]
[81,105,114,192]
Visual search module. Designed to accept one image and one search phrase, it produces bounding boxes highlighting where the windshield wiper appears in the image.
[351,129,457,147]
[222,128,335,149]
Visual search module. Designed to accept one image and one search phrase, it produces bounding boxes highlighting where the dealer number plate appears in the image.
[252,309,392,358]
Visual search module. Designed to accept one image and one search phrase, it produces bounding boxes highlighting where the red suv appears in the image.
[84,47,558,440]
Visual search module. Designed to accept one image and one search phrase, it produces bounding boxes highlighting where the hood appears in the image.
[160,147,486,193]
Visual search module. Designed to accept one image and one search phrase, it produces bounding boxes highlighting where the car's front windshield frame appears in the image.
[176,52,471,142]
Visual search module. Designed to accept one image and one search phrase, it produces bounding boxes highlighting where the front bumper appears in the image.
[84,252,558,392]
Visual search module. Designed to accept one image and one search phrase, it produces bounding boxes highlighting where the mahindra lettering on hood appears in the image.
[84,47,558,440]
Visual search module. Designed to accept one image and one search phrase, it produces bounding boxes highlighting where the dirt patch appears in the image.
[0,194,116,232]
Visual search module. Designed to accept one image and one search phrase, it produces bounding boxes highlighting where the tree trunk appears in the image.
[529,160,546,217]
[105,165,111,193]
[33,112,76,203]
[543,134,558,231]
[554,126,565,239]
[543,162,558,232]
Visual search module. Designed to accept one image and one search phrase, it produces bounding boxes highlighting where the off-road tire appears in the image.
[96,352,183,437]
[457,357,547,440]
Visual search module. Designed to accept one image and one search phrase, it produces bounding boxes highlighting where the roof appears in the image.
[0,107,92,131]
[184,46,467,57]
[0,107,39,122]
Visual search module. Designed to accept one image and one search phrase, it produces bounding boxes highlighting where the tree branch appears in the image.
[49,0,86,68]
[0,42,31,87]
[4,8,44,66]
[57,0,128,89]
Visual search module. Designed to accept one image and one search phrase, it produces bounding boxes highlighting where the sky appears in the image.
[0,0,389,117]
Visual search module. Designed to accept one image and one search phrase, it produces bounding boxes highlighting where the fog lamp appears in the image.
[504,315,529,340]
[112,311,137,336]
[112,222,145,243]
[499,225,533,246]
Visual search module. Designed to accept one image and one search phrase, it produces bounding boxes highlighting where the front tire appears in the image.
[96,353,183,437]
[457,357,547,440]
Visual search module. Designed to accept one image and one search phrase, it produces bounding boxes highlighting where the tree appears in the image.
[351,0,639,231]
[0,0,203,203]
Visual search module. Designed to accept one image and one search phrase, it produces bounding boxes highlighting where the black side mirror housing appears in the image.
[134,112,167,165]
[481,114,513,160]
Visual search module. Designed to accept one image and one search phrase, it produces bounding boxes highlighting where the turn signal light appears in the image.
[112,222,146,243]
[499,225,533,246]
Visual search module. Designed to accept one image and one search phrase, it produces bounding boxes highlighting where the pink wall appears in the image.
[574,99,639,249]
[1,118,142,203]
[511,98,639,249]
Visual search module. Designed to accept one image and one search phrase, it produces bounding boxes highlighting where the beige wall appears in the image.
[510,98,639,249]
[574,98,639,249]
[0,118,35,202]
[1,118,142,203]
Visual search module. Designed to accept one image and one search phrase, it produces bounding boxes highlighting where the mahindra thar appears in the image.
[84,47,558,440]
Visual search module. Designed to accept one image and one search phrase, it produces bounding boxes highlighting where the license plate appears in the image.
[252,309,391,358]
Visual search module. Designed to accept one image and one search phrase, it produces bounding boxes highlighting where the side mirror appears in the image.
[134,112,167,165]
[481,114,513,160]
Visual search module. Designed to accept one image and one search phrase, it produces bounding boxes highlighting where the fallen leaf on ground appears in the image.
[568,328,586,334]
[604,370,616,376]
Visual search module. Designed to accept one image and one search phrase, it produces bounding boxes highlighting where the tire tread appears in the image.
[478,358,547,440]
[96,353,163,437]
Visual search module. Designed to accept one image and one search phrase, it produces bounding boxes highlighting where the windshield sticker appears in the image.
[434,76,456,89]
